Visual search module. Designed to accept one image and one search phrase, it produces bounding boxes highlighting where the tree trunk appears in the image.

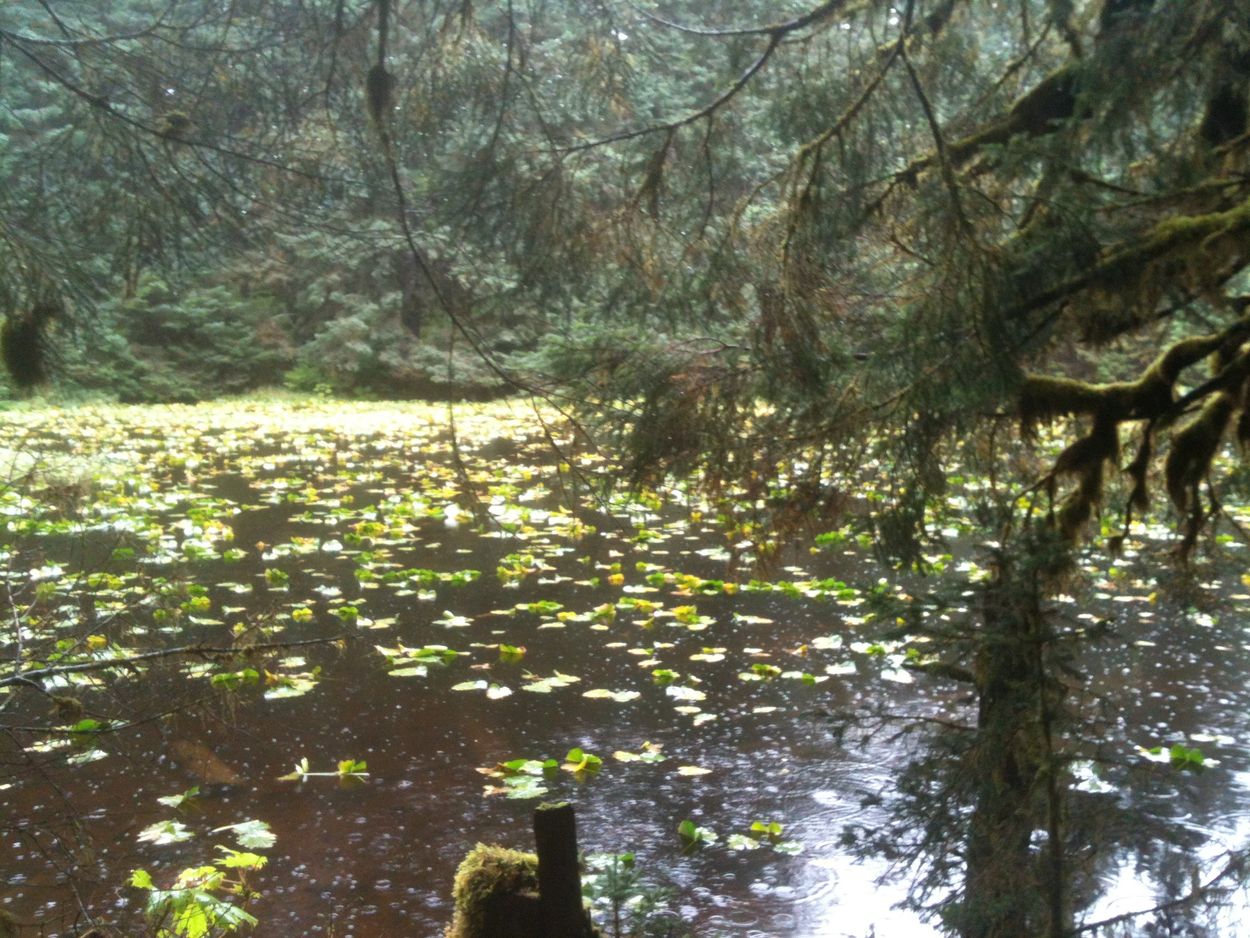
[959,548,1070,938]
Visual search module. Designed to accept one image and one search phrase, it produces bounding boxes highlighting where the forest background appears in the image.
[5,0,1250,565]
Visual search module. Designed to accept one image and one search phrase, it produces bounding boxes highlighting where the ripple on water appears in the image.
[808,787,871,824]
[705,920,760,935]
[790,857,840,907]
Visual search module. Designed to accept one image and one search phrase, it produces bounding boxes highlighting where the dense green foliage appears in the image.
[4,0,1248,544]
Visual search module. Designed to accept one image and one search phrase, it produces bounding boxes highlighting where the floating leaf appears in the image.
[564,747,603,774]
[263,568,290,587]
[278,757,311,781]
[880,667,914,684]
[676,765,711,777]
[212,819,276,850]
[1141,743,1209,771]
[263,670,319,699]
[337,758,368,776]
[677,819,717,847]
[522,672,580,693]
[730,612,770,627]
[689,648,725,663]
[494,775,549,799]
[781,670,826,685]
[583,689,640,703]
[211,667,260,689]
[156,787,201,809]
[665,685,705,702]
[523,600,564,615]
[388,665,429,678]
[497,758,559,776]
[138,820,194,845]
[612,742,665,764]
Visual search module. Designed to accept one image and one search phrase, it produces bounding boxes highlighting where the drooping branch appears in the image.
[1019,325,1250,432]
[558,0,857,154]
[1004,190,1250,339]
[877,62,1078,204]
[4,35,325,180]
[626,0,853,41]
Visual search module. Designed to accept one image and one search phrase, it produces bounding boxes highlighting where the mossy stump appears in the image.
[445,844,543,938]
[445,803,603,938]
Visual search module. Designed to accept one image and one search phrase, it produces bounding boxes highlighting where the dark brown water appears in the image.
[2,402,1250,937]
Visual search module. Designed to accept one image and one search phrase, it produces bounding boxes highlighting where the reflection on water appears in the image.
[1,403,1248,936]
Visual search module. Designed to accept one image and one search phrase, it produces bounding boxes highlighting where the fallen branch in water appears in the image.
[0,634,349,690]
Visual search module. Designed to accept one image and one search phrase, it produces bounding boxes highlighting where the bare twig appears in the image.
[1,634,347,689]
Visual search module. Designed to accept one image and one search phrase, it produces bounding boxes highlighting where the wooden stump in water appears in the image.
[534,802,595,937]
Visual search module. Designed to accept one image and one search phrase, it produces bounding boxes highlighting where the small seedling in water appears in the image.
[278,757,368,781]
[564,748,603,775]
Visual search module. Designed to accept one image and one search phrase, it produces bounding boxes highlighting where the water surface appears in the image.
[2,401,1248,936]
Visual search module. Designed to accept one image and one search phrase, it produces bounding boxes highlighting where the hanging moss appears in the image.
[445,844,542,938]
[1237,372,1250,450]
[1051,416,1118,478]
[1054,416,1118,539]
[1124,431,1153,514]
[1,301,58,389]
[1165,392,1235,515]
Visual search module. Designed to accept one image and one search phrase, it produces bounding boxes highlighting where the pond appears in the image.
[2,400,1249,937]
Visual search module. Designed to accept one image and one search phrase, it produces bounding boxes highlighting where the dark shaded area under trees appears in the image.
[5,0,1250,935]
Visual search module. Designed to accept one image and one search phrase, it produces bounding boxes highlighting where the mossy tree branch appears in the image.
[1020,307,1250,547]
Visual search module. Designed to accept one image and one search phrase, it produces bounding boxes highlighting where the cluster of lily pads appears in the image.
[1,401,936,754]
[4,400,1241,777]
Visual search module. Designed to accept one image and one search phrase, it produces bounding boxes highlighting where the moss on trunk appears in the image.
[444,845,543,938]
